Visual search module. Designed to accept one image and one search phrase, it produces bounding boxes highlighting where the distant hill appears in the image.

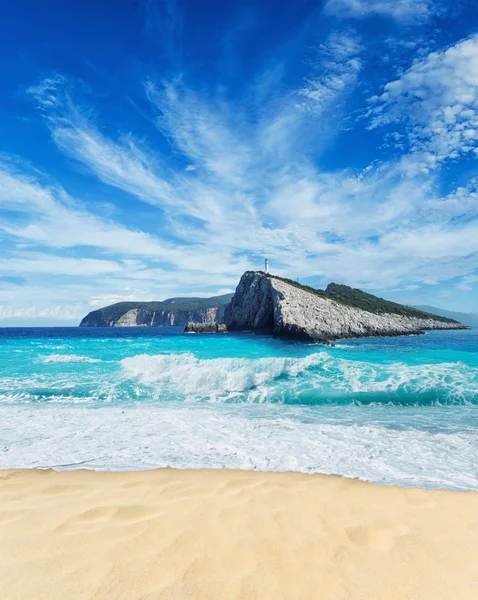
[414,305,478,327]
[80,293,234,327]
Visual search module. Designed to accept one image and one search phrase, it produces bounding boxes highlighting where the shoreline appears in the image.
[1,468,478,599]
[2,464,476,492]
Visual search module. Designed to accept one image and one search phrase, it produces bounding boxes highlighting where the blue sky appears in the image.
[1,0,478,324]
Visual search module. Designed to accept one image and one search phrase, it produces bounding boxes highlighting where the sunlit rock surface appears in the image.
[225,272,465,342]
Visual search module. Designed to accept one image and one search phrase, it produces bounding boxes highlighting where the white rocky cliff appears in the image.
[113,306,225,327]
[79,296,232,327]
[224,272,465,342]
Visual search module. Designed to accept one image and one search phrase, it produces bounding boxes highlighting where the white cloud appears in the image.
[324,0,434,21]
[28,75,181,211]
[87,289,150,307]
[368,35,478,173]
[53,125,178,210]
[27,75,69,108]
[0,164,174,258]
[0,253,124,277]
[146,79,254,186]
[298,32,362,114]
[0,304,85,322]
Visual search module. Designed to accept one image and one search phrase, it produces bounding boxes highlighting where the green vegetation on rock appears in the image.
[245,272,458,324]
[324,283,457,323]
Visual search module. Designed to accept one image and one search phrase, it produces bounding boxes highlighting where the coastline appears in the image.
[1,468,478,600]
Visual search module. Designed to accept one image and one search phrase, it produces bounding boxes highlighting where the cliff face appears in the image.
[112,306,226,327]
[80,298,231,327]
[225,273,465,342]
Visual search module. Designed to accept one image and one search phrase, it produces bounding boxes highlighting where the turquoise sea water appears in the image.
[1,327,478,490]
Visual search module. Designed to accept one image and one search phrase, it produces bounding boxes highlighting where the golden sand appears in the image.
[1,468,478,599]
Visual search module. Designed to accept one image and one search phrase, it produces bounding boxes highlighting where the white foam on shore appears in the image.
[1,404,477,491]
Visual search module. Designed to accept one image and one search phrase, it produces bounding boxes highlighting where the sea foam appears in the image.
[1,403,477,491]
[120,352,326,401]
[42,354,103,364]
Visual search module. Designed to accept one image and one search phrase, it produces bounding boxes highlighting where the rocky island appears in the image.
[79,271,465,341]
[224,272,465,341]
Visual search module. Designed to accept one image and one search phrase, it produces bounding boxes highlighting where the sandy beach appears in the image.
[0,469,477,599]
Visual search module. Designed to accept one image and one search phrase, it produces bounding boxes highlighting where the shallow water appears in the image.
[1,326,477,490]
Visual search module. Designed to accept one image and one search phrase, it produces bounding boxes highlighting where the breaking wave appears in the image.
[120,352,478,405]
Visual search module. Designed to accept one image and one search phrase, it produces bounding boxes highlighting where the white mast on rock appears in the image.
[265,258,269,274]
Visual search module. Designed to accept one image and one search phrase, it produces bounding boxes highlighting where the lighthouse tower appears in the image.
[264,258,269,274]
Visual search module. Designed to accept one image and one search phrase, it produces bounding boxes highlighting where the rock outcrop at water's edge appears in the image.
[185,322,228,333]
[224,272,466,342]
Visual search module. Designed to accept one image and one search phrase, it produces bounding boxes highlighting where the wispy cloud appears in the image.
[0,162,175,258]
[324,0,435,22]
[21,68,478,294]
[28,75,181,211]
[139,0,184,65]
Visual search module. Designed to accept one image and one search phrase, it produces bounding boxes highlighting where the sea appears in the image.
[1,326,477,491]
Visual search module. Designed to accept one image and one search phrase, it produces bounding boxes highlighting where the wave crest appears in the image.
[42,354,102,364]
[120,352,478,405]
[120,352,326,401]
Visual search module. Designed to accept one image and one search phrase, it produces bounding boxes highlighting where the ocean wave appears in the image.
[42,354,103,364]
[0,376,118,404]
[120,352,478,405]
[120,352,327,401]
[5,351,477,406]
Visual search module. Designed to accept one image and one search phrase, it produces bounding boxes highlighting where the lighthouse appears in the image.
[265,258,269,274]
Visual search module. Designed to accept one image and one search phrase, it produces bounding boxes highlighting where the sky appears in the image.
[1,0,478,325]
